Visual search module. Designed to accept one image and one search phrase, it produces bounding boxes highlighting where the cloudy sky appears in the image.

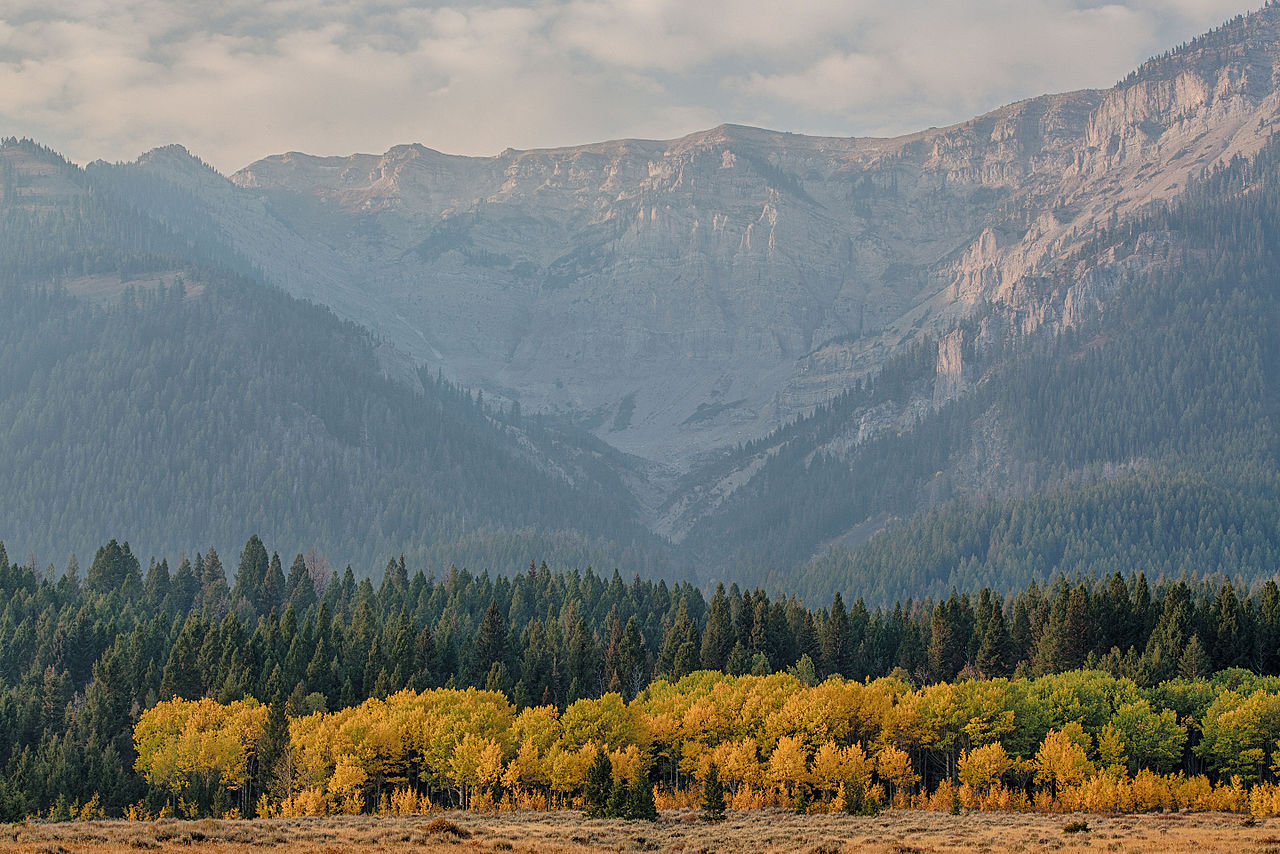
[0,0,1256,173]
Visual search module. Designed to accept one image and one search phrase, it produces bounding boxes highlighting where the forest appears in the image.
[1,536,1279,820]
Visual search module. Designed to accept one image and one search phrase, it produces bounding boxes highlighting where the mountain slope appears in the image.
[0,139,671,576]
[118,97,1099,473]
[690,126,1280,601]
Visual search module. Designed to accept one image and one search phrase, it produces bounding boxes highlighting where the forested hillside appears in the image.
[1,538,1278,818]
[682,137,1280,601]
[0,138,667,575]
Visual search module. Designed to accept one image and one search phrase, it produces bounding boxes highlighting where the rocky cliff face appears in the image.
[939,8,1280,325]
[114,5,1280,540]
[212,94,1100,473]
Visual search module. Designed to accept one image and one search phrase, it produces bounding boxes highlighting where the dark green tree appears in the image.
[584,745,613,818]
[700,761,726,821]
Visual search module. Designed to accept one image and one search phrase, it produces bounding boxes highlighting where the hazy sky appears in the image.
[0,0,1256,173]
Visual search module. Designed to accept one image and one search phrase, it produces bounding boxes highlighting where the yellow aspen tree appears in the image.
[958,742,1011,793]
[767,735,810,797]
[327,755,368,814]
[876,746,918,804]
[715,739,764,792]
[1035,727,1093,798]
[809,740,848,797]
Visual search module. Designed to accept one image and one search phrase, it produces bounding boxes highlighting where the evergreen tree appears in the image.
[820,592,853,677]
[584,745,612,818]
[285,554,317,614]
[699,761,726,821]
[86,540,140,596]
[199,549,229,617]
[231,535,269,616]
[700,585,733,672]
[976,606,1011,678]
[472,599,509,689]
[257,553,285,617]
[625,767,658,820]
[1178,635,1212,680]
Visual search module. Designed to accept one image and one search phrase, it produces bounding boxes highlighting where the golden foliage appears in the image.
[133,697,267,798]
[132,670,1280,819]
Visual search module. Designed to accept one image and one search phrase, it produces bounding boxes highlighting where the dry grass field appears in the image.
[0,809,1276,854]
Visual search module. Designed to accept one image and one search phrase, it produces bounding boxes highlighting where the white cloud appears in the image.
[0,0,1260,172]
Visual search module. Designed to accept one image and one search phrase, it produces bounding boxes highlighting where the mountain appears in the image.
[105,10,1278,468]
[4,7,1280,597]
[674,9,1280,593]
[0,139,672,576]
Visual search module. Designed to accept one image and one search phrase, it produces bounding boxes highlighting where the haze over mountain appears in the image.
[3,6,1280,600]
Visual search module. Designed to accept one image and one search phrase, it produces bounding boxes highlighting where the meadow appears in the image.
[0,809,1274,854]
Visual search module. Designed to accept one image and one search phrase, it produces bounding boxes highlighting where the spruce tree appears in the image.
[472,599,509,688]
[700,761,726,821]
[584,745,613,818]
[231,535,269,615]
[976,607,1011,677]
[820,592,852,677]
[625,768,658,820]
[700,585,733,671]
[257,552,285,616]
[606,778,627,818]
[285,554,317,614]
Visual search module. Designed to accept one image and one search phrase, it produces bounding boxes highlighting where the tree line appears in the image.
[1,535,1279,818]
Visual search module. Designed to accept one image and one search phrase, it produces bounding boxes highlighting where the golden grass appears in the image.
[0,809,1274,854]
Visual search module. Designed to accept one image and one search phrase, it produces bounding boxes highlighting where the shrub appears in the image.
[423,817,471,839]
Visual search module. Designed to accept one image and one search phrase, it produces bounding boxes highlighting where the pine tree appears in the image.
[255,700,290,812]
[199,548,229,617]
[616,616,647,700]
[257,552,285,616]
[975,606,1011,677]
[285,554,317,614]
[820,592,853,677]
[143,558,170,607]
[472,599,509,689]
[1178,634,1212,680]
[725,642,751,676]
[606,778,627,818]
[625,767,658,820]
[844,773,877,815]
[168,558,199,614]
[790,653,817,686]
[700,585,733,672]
[584,745,613,818]
[86,540,141,596]
[657,600,696,678]
[700,761,726,821]
[231,535,270,615]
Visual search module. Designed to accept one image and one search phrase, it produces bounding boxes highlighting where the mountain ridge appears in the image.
[5,5,1280,590]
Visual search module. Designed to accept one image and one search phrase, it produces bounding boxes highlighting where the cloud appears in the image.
[0,0,1259,172]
